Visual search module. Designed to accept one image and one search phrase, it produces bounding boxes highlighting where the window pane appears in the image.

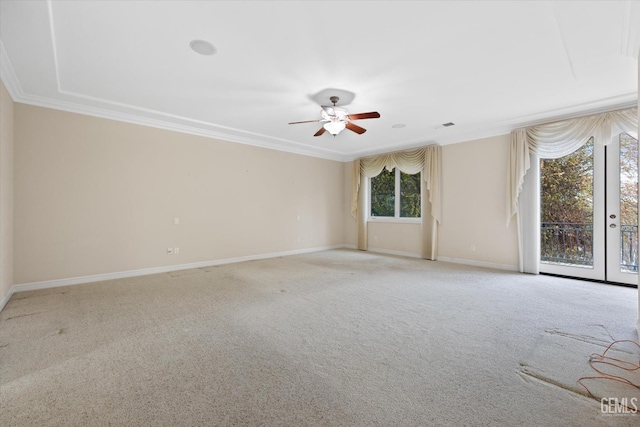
[540,138,594,267]
[619,132,638,273]
[400,171,421,218]
[370,168,395,217]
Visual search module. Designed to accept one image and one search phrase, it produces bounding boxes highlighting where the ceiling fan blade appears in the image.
[288,119,321,125]
[347,112,380,120]
[314,127,326,137]
[346,122,366,134]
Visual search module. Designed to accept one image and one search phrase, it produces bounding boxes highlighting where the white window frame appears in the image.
[368,168,421,223]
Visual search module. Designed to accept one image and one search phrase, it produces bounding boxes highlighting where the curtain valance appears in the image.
[352,145,442,260]
[507,107,638,224]
[506,106,638,273]
[359,147,427,177]
[353,146,442,224]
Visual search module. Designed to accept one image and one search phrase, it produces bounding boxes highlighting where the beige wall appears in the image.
[342,162,423,256]
[439,134,518,268]
[0,80,14,302]
[14,104,345,284]
[343,134,519,268]
[3,86,634,307]
[367,222,422,256]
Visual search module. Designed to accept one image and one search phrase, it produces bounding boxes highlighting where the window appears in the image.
[370,168,421,219]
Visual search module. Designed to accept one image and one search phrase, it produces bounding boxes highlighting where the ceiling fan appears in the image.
[288,96,380,137]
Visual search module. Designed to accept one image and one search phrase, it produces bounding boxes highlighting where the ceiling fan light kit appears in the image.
[289,96,380,137]
[324,121,346,136]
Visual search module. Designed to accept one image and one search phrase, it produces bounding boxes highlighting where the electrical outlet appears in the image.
[167,248,173,255]
[470,244,476,252]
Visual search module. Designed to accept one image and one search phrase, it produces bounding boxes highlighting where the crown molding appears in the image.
[0,39,349,162]
[0,40,25,101]
[11,84,637,164]
[16,91,351,162]
[344,92,638,161]
[2,34,636,164]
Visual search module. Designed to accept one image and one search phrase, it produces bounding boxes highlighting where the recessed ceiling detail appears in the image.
[0,1,638,161]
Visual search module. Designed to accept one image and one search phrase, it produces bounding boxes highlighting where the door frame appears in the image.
[539,127,638,285]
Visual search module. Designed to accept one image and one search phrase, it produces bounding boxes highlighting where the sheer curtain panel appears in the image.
[352,145,442,260]
[507,107,638,273]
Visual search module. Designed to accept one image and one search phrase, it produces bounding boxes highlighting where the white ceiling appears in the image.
[1,0,639,161]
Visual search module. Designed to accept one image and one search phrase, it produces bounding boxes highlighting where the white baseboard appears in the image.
[1,245,344,310]
[436,256,519,272]
[0,289,13,312]
[343,246,517,271]
[0,247,521,313]
[366,247,422,259]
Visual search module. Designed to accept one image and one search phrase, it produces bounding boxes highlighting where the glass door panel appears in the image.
[606,132,638,285]
[540,138,605,280]
[540,131,638,285]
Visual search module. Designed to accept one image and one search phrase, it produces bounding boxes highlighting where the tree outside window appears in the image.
[370,168,421,218]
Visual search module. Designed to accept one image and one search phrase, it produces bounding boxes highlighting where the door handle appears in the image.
[610,223,617,228]
[609,214,616,219]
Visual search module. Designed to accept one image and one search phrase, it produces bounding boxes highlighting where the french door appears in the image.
[540,130,638,285]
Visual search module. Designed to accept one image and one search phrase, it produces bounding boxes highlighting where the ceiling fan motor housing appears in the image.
[288,95,379,137]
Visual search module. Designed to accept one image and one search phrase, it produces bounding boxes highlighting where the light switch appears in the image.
[174,217,180,225]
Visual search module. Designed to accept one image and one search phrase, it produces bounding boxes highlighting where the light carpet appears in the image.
[1,249,638,426]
